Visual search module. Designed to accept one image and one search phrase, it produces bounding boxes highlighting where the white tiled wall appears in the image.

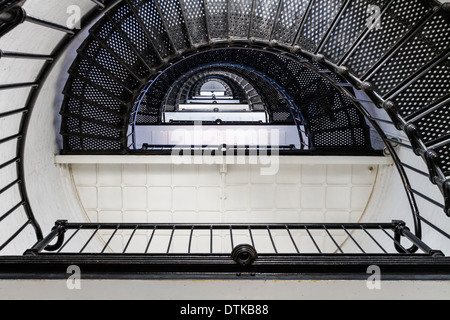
[71,163,378,254]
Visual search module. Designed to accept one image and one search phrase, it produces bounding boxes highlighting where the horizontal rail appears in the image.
[60,222,401,231]
[54,155,393,165]
[25,220,439,257]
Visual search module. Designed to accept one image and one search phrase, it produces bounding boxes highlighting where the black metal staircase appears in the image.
[1,0,450,279]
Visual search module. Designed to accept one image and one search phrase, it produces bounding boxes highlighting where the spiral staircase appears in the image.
[1,0,450,282]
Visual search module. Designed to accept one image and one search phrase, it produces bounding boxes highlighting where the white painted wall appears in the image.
[69,160,381,254]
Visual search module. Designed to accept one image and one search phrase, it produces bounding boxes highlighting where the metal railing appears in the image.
[0,0,449,279]
[25,220,444,257]
[0,0,117,254]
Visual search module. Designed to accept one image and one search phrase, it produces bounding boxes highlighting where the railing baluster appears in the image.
[79,225,100,253]
[0,134,22,145]
[0,220,31,252]
[0,179,21,195]
[229,225,234,249]
[123,225,139,253]
[360,226,388,254]
[0,202,24,222]
[248,226,255,248]
[286,225,300,254]
[188,226,194,254]
[0,108,28,119]
[267,226,278,254]
[379,225,410,254]
[0,50,53,61]
[210,225,213,254]
[342,226,365,254]
[25,16,75,35]
[145,226,157,254]
[167,226,175,254]
[305,226,321,254]
[58,226,82,253]
[409,188,445,209]
[101,225,120,253]
[324,225,344,254]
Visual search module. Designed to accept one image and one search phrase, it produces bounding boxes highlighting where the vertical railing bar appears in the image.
[286,225,300,254]
[90,0,105,9]
[0,201,24,223]
[267,226,278,254]
[178,0,195,47]
[79,225,100,253]
[338,0,397,65]
[269,0,283,41]
[315,0,351,54]
[188,225,194,254]
[25,16,75,35]
[419,216,450,241]
[305,226,322,254]
[123,225,139,254]
[324,225,344,254]
[0,220,31,252]
[0,50,54,61]
[409,188,445,209]
[360,226,388,254]
[101,225,120,254]
[210,225,213,254]
[248,226,255,248]
[0,157,20,171]
[292,0,316,46]
[104,13,158,72]
[167,226,176,254]
[202,0,212,42]
[400,162,430,178]
[361,9,438,81]
[379,225,410,254]
[58,226,82,253]
[248,0,257,39]
[153,0,178,53]
[0,179,21,195]
[342,226,365,254]
[0,108,28,119]
[229,225,234,249]
[145,225,157,254]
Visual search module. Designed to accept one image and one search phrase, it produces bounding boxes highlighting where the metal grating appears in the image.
[228,0,253,39]
[297,0,345,52]
[180,0,209,44]
[204,0,228,39]
[72,58,131,101]
[250,0,280,40]
[272,0,309,44]
[414,99,450,146]
[109,4,161,70]
[346,0,429,76]
[392,57,450,119]
[80,39,140,89]
[129,0,176,57]
[322,0,388,63]
[370,12,450,96]
[155,0,191,51]
[92,19,150,78]
[435,143,450,177]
